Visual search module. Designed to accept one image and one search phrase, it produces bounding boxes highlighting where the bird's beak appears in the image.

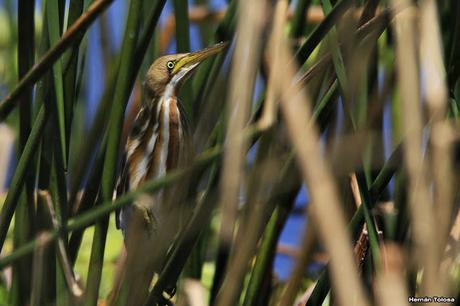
[172,42,228,75]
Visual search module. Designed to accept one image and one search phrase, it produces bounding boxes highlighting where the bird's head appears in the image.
[144,42,228,103]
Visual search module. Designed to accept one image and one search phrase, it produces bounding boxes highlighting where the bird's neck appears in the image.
[164,69,188,100]
[164,83,177,101]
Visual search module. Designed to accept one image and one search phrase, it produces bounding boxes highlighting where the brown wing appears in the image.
[115,106,152,230]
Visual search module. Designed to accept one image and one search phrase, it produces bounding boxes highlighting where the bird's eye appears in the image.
[166,61,175,70]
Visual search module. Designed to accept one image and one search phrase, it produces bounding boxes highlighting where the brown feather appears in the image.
[167,97,180,170]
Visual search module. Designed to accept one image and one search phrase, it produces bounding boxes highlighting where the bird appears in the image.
[110,42,228,306]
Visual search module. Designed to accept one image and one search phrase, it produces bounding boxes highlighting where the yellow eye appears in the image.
[166,61,175,70]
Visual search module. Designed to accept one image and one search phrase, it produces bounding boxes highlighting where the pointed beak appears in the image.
[171,41,229,75]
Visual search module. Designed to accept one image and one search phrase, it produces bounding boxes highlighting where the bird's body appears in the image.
[116,93,187,234]
[110,42,227,306]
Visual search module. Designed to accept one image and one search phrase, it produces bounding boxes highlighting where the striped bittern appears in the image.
[113,42,227,306]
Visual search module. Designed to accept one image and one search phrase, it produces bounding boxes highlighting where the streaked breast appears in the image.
[126,97,183,189]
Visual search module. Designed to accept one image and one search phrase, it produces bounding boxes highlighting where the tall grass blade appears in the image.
[47,0,68,169]
[63,0,85,164]
[173,0,192,119]
[173,0,190,53]
[11,1,36,304]
[30,234,49,306]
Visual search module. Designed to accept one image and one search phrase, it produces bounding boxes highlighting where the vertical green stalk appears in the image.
[35,92,57,306]
[173,0,192,120]
[46,0,68,169]
[43,2,72,301]
[242,207,282,306]
[3,0,17,91]
[11,1,35,304]
[290,0,311,38]
[34,9,56,297]
[132,0,167,80]
[68,67,117,207]
[49,148,70,305]
[139,1,160,79]
[321,0,348,94]
[17,0,35,181]
[85,0,143,304]
[172,0,190,53]
[448,1,460,88]
[68,137,106,265]
[63,0,85,164]
[32,3,51,117]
